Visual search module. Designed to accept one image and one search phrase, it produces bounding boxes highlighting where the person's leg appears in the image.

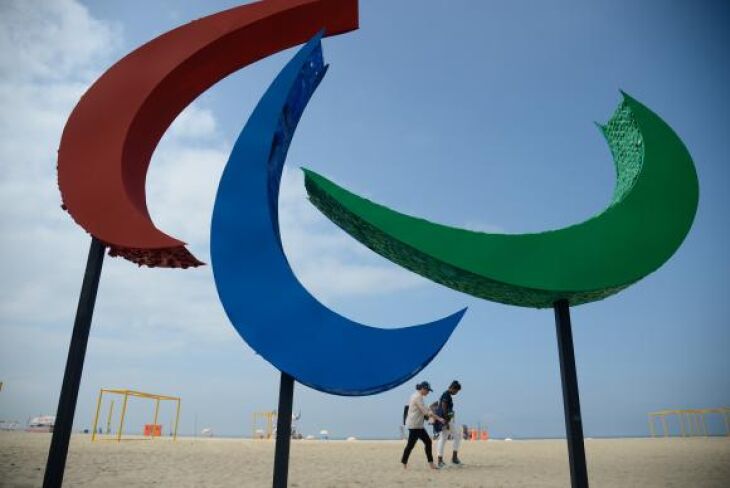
[437,424,447,460]
[452,425,462,463]
[417,428,434,463]
[401,429,418,465]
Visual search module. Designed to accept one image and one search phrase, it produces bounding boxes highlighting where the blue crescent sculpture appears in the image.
[210,34,465,396]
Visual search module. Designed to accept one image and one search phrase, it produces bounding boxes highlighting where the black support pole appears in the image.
[43,237,106,488]
[553,299,589,488]
[272,372,295,488]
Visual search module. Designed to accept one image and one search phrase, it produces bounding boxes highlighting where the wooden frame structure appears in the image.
[91,389,181,442]
[252,411,277,439]
[649,408,730,437]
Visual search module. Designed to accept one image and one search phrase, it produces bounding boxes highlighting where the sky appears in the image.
[0,0,728,440]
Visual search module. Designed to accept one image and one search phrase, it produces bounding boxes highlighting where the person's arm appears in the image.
[413,395,430,416]
[416,396,444,423]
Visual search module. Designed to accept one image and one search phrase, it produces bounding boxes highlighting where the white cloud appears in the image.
[0,0,119,328]
[0,0,119,83]
[166,104,218,141]
[0,1,237,420]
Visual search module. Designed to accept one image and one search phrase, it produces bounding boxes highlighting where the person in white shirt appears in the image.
[401,381,444,469]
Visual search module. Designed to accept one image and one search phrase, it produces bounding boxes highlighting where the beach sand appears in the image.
[1,432,728,487]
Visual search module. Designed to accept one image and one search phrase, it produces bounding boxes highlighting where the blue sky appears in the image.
[0,0,728,440]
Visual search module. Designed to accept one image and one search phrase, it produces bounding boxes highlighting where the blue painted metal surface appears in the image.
[210,34,465,395]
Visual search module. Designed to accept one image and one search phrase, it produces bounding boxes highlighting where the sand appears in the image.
[1,432,728,487]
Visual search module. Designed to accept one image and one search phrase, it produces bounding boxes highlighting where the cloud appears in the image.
[0,0,120,83]
[0,0,237,419]
[0,0,121,329]
[166,104,218,142]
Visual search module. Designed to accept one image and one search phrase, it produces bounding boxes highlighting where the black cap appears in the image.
[417,381,433,392]
[450,380,462,391]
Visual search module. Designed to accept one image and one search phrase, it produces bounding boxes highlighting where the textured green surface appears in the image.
[304,93,699,308]
[603,102,643,207]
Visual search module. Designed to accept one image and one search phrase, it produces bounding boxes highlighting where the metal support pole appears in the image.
[648,415,655,437]
[661,416,669,437]
[173,399,181,440]
[554,299,589,488]
[105,400,114,435]
[91,389,103,442]
[117,393,129,442]
[43,237,105,488]
[152,399,160,439]
[272,372,294,488]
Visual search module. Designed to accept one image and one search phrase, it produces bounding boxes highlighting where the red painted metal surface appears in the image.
[58,0,358,268]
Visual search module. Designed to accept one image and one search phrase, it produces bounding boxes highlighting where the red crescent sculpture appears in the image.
[57,0,358,268]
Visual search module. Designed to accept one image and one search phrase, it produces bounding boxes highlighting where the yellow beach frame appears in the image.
[648,408,730,437]
[252,411,277,439]
[91,388,181,442]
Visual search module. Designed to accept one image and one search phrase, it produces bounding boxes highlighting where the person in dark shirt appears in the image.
[436,380,462,466]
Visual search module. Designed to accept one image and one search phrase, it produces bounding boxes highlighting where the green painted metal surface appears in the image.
[303,93,699,308]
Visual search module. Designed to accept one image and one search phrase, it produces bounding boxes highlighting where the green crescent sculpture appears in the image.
[303,93,699,308]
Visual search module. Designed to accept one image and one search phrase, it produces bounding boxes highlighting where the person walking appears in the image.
[436,380,462,467]
[401,381,444,469]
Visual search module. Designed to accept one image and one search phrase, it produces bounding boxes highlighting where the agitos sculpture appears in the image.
[304,94,699,486]
[49,0,699,486]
